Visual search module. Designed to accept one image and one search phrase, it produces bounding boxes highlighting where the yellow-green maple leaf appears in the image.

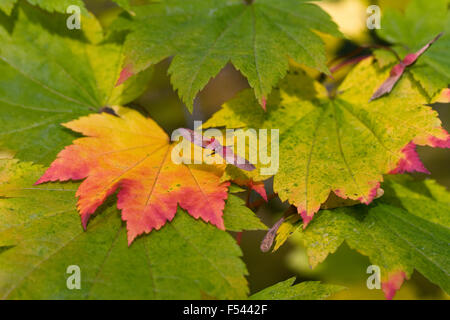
[205,58,449,224]
[274,175,450,299]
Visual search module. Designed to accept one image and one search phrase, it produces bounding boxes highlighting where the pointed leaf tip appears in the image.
[249,181,268,201]
[127,232,136,247]
[81,214,89,231]
[390,142,430,174]
[444,89,450,102]
[300,210,313,228]
[358,182,381,205]
[261,97,267,111]
[116,64,135,87]
[382,271,407,300]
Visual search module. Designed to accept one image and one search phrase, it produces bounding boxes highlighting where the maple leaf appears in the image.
[0,0,87,15]
[113,0,342,111]
[223,193,267,232]
[0,159,256,299]
[0,4,152,165]
[274,175,450,300]
[249,277,344,300]
[0,158,331,300]
[36,106,233,244]
[205,58,449,226]
[375,0,450,99]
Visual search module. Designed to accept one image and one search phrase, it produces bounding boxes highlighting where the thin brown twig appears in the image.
[328,44,401,68]
[330,55,372,74]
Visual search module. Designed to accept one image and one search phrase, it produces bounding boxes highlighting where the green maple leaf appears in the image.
[205,58,449,224]
[0,4,152,165]
[249,277,344,300]
[0,0,87,15]
[0,159,266,299]
[274,176,450,299]
[223,193,268,232]
[375,0,450,98]
[115,0,341,111]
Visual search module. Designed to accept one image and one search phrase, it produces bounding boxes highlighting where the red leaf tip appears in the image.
[116,64,135,87]
[81,213,89,231]
[34,177,45,186]
[299,210,313,228]
[427,129,450,148]
[260,97,267,111]
[127,233,137,246]
[390,142,430,174]
[357,182,381,205]
[382,271,407,300]
[444,88,450,102]
[248,180,268,201]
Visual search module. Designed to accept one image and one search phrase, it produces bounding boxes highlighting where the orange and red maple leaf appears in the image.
[36,106,230,245]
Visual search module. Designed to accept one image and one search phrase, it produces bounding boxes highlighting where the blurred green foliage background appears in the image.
[86,0,449,299]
